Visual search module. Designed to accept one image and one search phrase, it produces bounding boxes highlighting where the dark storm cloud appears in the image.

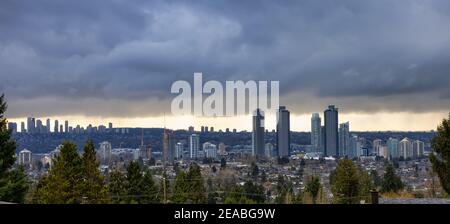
[1,0,450,117]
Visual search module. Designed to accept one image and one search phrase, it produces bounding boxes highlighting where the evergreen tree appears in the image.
[108,170,127,203]
[430,114,450,194]
[207,192,217,204]
[358,168,374,201]
[220,158,226,169]
[275,175,295,204]
[224,185,256,204]
[330,159,360,204]
[243,180,265,203]
[185,163,206,203]
[34,142,84,203]
[299,159,306,179]
[0,94,16,176]
[305,176,321,204]
[108,161,159,204]
[0,94,28,203]
[172,163,206,203]
[125,161,144,203]
[250,162,259,179]
[381,163,404,193]
[172,171,188,203]
[370,170,382,189]
[0,166,28,203]
[276,174,289,193]
[141,170,159,203]
[275,189,295,204]
[81,139,109,203]
[261,170,267,183]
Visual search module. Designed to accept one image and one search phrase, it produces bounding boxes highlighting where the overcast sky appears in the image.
[1,0,450,130]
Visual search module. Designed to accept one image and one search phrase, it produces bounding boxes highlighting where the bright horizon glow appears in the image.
[7,111,447,132]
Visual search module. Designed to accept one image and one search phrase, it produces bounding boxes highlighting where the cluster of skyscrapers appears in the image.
[310,105,425,159]
[7,117,113,134]
[310,105,341,157]
[251,106,291,159]
[12,106,426,165]
[377,137,424,159]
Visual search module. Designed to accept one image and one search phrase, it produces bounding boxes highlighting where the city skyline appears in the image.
[6,110,445,133]
[7,104,434,160]
[1,1,450,133]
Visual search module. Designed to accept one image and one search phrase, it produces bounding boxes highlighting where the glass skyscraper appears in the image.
[324,105,339,157]
[387,137,399,159]
[252,108,265,158]
[338,122,350,157]
[310,113,322,153]
[27,117,35,133]
[276,106,290,158]
[189,134,200,159]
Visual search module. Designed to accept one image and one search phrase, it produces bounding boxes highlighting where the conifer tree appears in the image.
[0,166,28,203]
[34,142,83,203]
[119,161,159,204]
[330,159,360,204]
[358,168,374,201]
[142,170,159,203]
[125,161,143,203]
[172,171,188,203]
[370,170,382,189]
[81,139,109,203]
[381,163,404,193]
[430,114,450,194]
[224,185,256,204]
[0,94,16,176]
[243,180,265,203]
[0,94,28,203]
[186,163,206,203]
[275,174,295,204]
[172,163,206,204]
[108,170,127,203]
[305,176,321,204]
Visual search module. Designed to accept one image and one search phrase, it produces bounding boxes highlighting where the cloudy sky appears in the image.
[1,0,450,131]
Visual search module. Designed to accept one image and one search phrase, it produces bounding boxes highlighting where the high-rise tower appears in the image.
[276,106,290,158]
[324,105,339,157]
[311,113,322,153]
[252,108,265,158]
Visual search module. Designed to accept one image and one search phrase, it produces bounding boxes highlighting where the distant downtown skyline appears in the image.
[6,108,445,133]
